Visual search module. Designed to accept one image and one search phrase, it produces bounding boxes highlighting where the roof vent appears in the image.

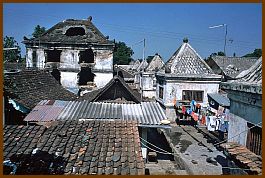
[88,16,92,21]
[183,38,188,43]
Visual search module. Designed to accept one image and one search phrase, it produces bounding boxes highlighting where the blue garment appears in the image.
[3,160,17,174]
[220,121,229,132]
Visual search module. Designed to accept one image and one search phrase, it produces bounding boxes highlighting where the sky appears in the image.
[3,3,262,61]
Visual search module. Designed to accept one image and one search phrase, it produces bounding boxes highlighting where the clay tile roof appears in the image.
[4,69,78,110]
[3,120,145,175]
[220,142,262,175]
[23,18,113,45]
[165,41,215,76]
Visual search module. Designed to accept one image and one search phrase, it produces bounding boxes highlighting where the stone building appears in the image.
[220,57,262,156]
[156,39,222,120]
[140,53,165,99]
[23,16,114,92]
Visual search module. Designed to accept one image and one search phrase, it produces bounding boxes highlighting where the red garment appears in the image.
[193,113,199,121]
[182,106,186,114]
[201,115,206,125]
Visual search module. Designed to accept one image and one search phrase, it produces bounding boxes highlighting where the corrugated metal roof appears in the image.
[56,101,167,125]
[24,100,69,122]
[208,93,230,107]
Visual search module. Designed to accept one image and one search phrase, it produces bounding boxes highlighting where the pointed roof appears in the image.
[23,17,113,45]
[79,76,141,103]
[136,60,148,72]
[146,53,165,72]
[132,60,141,70]
[221,57,262,94]
[208,55,259,78]
[165,39,214,75]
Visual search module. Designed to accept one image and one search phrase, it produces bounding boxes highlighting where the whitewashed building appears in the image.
[156,39,222,120]
[23,16,114,92]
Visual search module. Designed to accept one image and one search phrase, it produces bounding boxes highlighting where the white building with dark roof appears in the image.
[156,39,222,120]
[220,57,262,156]
[23,16,114,92]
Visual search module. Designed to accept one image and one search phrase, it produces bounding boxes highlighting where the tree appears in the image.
[146,55,154,63]
[3,36,21,62]
[113,41,134,65]
[243,49,262,58]
[32,25,46,38]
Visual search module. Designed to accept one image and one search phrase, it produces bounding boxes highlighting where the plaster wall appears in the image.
[26,48,33,68]
[60,49,80,69]
[36,49,45,69]
[228,113,248,146]
[94,72,113,89]
[93,49,113,71]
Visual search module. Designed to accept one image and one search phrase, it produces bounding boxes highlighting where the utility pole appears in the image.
[142,38,146,61]
[209,24,228,56]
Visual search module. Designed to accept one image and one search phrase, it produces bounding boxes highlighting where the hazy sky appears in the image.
[3,3,262,61]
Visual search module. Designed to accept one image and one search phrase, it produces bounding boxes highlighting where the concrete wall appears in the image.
[162,82,219,105]
[156,80,219,120]
[93,49,113,71]
[36,49,45,69]
[143,90,156,99]
[228,113,248,146]
[228,90,262,125]
[26,48,33,68]
[141,73,157,98]
[60,71,78,90]
[60,49,80,69]
[94,72,113,89]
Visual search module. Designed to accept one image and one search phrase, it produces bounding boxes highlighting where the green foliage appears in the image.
[113,41,134,65]
[3,36,21,62]
[243,49,262,58]
[32,25,46,38]
[210,51,225,57]
[146,55,154,63]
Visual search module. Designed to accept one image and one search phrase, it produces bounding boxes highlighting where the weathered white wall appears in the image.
[163,82,219,105]
[94,72,113,89]
[141,75,153,90]
[60,71,78,90]
[36,49,45,69]
[143,90,156,99]
[60,49,80,69]
[228,113,248,146]
[26,48,33,68]
[93,49,113,71]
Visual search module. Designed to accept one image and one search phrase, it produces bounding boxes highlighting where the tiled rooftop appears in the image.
[209,56,259,78]
[3,120,145,175]
[220,142,262,175]
[146,54,165,72]
[4,69,77,109]
[23,18,113,45]
[164,41,215,75]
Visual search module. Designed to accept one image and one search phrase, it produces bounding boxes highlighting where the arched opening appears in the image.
[77,67,95,85]
[79,49,94,64]
[65,27,85,36]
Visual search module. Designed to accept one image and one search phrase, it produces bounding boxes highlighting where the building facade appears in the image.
[156,39,222,120]
[23,16,114,92]
[221,57,262,156]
